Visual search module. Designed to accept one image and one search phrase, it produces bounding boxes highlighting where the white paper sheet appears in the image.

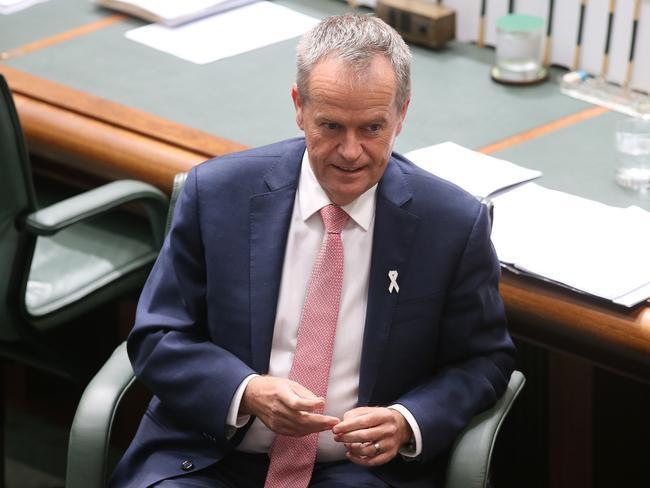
[491,183,650,306]
[0,0,48,14]
[125,1,319,64]
[95,0,257,26]
[405,141,542,199]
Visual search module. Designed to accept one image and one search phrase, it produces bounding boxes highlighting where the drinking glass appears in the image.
[615,117,650,192]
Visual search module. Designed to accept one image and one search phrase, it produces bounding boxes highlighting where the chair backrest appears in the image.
[66,171,190,488]
[0,74,38,340]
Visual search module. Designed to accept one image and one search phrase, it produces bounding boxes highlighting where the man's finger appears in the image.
[341,406,374,420]
[271,411,340,437]
[334,425,384,444]
[285,394,325,412]
[333,408,386,435]
[343,441,375,458]
[298,411,340,431]
[346,449,392,467]
[285,381,326,411]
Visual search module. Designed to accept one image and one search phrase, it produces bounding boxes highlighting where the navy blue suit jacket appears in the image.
[111,138,515,488]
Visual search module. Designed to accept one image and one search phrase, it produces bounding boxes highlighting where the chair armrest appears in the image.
[24,180,168,247]
[444,370,526,488]
[66,342,136,488]
[165,172,188,233]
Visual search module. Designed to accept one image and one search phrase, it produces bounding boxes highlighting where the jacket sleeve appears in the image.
[127,167,255,450]
[395,203,516,462]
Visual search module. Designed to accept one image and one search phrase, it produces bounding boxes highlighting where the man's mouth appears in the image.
[333,164,364,173]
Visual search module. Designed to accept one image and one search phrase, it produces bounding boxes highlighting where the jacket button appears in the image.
[181,460,194,471]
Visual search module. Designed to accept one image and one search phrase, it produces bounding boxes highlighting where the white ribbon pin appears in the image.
[388,270,399,294]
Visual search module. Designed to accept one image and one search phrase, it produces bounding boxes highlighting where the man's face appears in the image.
[291,55,409,206]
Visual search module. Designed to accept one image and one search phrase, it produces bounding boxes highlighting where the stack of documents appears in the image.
[0,0,48,14]
[406,142,650,307]
[94,0,257,26]
[406,141,542,199]
[491,183,650,307]
[124,2,320,64]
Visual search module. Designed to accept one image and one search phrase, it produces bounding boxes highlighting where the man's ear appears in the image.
[291,84,304,130]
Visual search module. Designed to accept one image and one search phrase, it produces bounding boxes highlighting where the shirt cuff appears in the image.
[226,374,259,434]
[388,404,423,458]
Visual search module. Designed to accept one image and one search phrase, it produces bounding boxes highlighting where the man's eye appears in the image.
[322,122,340,130]
[367,124,382,133]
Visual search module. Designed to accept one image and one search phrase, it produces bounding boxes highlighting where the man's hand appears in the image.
[240,376,340,437]
[332,407,413,466]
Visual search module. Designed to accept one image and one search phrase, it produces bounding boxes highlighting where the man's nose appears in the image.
[338,131,362,162]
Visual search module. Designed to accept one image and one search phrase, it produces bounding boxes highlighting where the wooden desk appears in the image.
[2,1,650,486]
[3,59,649,380]
[502,273,650,377]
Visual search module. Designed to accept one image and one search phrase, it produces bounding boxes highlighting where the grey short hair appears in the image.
[296,13,411,111]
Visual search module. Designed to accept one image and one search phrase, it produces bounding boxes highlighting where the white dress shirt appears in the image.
[228,150,422,461]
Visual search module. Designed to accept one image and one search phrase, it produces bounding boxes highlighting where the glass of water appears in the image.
[615,117,650,192]
[492,14,546,84]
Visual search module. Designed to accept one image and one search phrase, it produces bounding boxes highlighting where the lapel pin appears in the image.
[388,270,399,294]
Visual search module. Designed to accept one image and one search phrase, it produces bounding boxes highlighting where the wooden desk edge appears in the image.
[0,66,248,191]
[501,272,650,381]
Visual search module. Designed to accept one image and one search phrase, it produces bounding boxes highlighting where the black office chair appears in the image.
[65,172,525,488]
[0,74,169,483]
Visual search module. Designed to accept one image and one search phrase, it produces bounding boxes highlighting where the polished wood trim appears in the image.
[0,66,248,191]
[16,94,202,192]
[0,15,127,61]
[501,272,650,382]
[477,106,609,155]
[1,66,247,158]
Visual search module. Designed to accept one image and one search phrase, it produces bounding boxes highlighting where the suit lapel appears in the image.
[249,142,304,373]
[358,159,419,406]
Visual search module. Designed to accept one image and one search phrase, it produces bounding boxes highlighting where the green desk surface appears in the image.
[0,0,108,52]
[492,111,649,210]
[1,0,648,211]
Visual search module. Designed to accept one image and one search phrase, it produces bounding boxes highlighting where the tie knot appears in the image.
[320,204,349,234]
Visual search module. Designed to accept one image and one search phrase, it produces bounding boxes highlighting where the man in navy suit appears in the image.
[111,13,515,488]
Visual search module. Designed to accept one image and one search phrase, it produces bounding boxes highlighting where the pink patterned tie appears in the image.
[264,204,349,488]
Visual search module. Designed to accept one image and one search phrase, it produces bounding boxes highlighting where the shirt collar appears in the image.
[298,149,376,231]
